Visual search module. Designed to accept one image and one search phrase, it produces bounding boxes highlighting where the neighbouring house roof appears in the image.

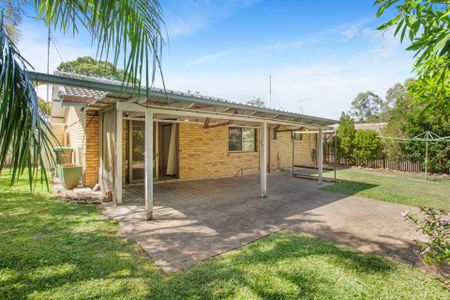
[32,71,337,128]
[354,123,387,132]
[54,72,110,104]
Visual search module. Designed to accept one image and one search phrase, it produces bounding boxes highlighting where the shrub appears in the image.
[403,207,449,268]
[352,130,381,167]
[337,113,355,164]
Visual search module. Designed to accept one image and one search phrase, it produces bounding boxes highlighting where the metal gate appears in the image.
[127,120,145,182]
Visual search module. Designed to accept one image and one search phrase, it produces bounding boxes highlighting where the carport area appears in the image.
[103,172,422,272]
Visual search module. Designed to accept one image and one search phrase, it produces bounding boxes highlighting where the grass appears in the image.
[323,168,450,210]
[0,174,448,299]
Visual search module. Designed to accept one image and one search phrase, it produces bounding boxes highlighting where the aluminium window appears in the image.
[228,127,256,152]
[292,132,303,141]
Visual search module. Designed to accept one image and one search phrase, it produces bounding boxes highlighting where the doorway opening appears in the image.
[158,122,179,180]
[125,120,145,183]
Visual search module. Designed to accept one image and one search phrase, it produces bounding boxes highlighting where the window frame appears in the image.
[228,126,257,153]
[292,131,303,141]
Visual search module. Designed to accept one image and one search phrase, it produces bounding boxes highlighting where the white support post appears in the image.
[145,110,154,220]
[260,121,268,197]
[115,110,123,204]
[318,128,323,185]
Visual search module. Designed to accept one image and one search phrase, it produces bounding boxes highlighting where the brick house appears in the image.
[39,71,336,219]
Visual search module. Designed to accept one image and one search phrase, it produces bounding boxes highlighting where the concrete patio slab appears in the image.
[103,172,422,272]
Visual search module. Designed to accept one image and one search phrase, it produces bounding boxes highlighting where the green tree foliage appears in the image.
[57,56,134,82]
[400,105,450,173]
[246,97,266,108]
[337,113,356,163]
[38,98,51,116]
[0,1,27,41]
[353,130,382,166]
[382,80,412,160]
[375,0,450,118]
[0,1,164,187]
[349,91,383,122]
[383,80,450,173]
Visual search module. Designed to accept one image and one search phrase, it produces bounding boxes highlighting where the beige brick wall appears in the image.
[178,123,261,180]
[65,107,86,166]
[51,121,65,146]
[85,115,99,186]
[270,131,317,171]
[165,123,317,181]
[78,117,319,186]
[64,107,100,187]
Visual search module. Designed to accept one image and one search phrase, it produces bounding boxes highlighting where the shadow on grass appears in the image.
[154,232,396,299]
[0,185,447,299]
[322,180,378,196]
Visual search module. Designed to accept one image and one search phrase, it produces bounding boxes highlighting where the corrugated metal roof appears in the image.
[32,71,337,126]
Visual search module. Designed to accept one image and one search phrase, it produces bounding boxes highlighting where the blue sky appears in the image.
[18,0,414,119]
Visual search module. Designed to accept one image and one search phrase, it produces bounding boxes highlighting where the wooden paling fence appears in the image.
[324,148,424,173]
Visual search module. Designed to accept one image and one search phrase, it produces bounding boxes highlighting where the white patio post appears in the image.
[318,128,323,185]
[260,121,268,197]
[145,110,154,220]
[115,109,123,204]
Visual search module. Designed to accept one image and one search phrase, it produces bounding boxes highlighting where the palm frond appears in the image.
[0,1,165,188]
[34,0,166,90]
[0,17,55,188]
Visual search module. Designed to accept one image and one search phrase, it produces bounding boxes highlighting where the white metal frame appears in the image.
[115,109,123,204]
[318,128,323,184]
[145,110,154,220]
[116,102,321,129]
[116,102,280,220]
[260,122,268,197]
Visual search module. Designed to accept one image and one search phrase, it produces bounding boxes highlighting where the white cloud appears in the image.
[185,49,238,67]
[162,47,414,120]
[340,26,359,39]
[362,27,402,58]
[17,13,414,120]
[184,35,321,67]
[164,0,260,38]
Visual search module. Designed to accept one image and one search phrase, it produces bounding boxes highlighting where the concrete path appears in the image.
[103,173,422,272]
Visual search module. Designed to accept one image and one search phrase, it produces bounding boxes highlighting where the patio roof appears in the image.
[29,71,337,128]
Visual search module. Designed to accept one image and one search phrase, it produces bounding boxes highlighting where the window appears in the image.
[292,132,303,141]
[271,128,277,140]
[228,127,256,152]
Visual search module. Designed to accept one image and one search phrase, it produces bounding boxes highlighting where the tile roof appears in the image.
[55,71,109,102]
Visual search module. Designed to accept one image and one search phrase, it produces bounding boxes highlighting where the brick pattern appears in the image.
[61,107,100,187]
[270,131,317,171]
[65,107,86,166]
[79,119,318,185]
[178,123,260,180]
[84,115,99,186]
[51,123,65,146]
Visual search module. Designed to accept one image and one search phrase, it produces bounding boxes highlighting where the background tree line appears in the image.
[336,80,449,174]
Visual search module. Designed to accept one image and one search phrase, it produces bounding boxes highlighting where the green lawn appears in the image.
[323,168,450,209]
[0,175,448,299]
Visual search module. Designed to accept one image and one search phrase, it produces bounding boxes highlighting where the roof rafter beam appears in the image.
[116,102,323,129]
